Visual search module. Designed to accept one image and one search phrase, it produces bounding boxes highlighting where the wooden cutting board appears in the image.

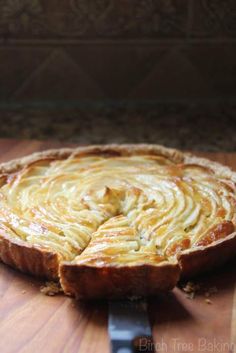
[0,139,235,353]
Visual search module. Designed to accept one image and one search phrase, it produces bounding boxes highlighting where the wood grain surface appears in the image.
[0,139,235,353]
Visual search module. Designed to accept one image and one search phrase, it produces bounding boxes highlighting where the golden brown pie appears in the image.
[0,144,236,299]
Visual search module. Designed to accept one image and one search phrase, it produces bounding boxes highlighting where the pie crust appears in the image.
[0,144,235,299]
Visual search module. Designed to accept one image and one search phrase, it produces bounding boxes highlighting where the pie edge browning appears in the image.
[0,229,59,280]
[178,232,236,278]
[0,143,235,298]
[60,261,180,299]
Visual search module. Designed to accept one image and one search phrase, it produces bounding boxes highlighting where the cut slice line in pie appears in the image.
[0,144,236,299]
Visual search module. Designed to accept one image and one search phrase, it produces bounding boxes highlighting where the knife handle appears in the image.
[110,339,133,353]
[111,336,154,353]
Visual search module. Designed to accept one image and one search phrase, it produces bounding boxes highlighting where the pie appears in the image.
[0,144,236,299]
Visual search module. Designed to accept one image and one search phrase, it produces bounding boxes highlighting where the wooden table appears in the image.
[0,139,235,353]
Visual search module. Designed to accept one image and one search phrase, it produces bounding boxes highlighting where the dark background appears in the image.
[0,0,235,150]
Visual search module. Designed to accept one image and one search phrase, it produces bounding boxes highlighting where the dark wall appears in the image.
[0,1,235,150]
[0,0,235,105]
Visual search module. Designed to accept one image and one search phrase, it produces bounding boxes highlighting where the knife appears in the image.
[108,299,154,353]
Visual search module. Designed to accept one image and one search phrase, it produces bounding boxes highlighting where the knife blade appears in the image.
[108,300,154,353]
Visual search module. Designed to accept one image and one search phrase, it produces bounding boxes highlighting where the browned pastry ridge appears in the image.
[0,144,235,299]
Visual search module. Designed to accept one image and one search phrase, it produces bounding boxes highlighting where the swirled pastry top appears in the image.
[0,152,235,269]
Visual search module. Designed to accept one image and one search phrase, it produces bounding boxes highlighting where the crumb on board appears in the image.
[204,286,218,298]
[185,292,195,300]
[40,281,63,296]
[205,298,213,305]
[182,281,200,299]
[182,281,200,294]
[181,281,218,301]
